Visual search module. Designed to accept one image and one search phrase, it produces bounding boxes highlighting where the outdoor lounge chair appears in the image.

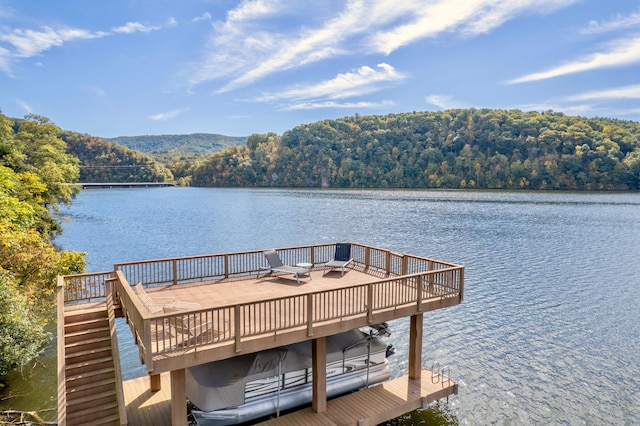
[163,306,214,347]
[322,243,353,276]
[262,249,312,285]
[135,282,200,314]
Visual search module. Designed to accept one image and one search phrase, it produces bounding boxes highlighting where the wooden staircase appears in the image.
[63,307,123,426]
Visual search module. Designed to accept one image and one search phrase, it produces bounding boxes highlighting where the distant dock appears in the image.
[72,182,175,189]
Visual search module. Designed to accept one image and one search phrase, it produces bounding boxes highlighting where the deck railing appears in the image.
[60,243,463,372]
[112,243,459,287]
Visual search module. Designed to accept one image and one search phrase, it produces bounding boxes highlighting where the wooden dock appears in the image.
[58,243,464,426]
[122,369,457,426]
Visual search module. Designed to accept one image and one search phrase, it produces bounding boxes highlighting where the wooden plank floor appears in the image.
[123,373,172,426]
[121,370,456,426]
[143,268,382,309]
[258,370,457,426]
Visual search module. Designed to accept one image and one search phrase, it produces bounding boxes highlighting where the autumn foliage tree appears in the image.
[0,113,85,382]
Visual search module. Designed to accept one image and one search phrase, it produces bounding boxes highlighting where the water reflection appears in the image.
[2,188,639,424]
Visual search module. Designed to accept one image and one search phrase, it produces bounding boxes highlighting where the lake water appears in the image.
[3,187,640,425]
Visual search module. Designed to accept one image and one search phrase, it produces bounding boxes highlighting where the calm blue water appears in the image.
[5,188,640,424]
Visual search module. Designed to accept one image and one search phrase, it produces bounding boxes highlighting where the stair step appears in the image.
[68,412,120,426]
[67,400,118,422]
[66,356,114,376]
[65,317,108,333]
[66,377,116,396]
[65,335,111,351]
[65,345,112,362]
[64,308,108,324]
[67,388,117,407]
[64,324,109,342]
[66,367,115,388]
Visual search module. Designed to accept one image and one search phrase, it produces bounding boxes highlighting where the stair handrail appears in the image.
[106,278,128,425]
[56,276,67,426]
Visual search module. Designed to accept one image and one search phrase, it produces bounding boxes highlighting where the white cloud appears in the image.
[189,0,578,91]
[149,109,186,121]
[425,94,469,110]
[111,22,161,34]
[82,85,107,97]
[0,46,11,75]
[15,98,32,113]
[369,0,578,55]
[582,11,640,34]
[193,12,212,22]
[565,84,640,101]
[285,100,395,110]
[0,18,169,75]
[258,63,405,103]
[0,26,102,58]
[508,36,640,84]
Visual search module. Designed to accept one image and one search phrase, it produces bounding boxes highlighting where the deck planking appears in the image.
[257,369,457,426]
[142,268,378,309]
[121,369,457,426]
[123,373,172,426]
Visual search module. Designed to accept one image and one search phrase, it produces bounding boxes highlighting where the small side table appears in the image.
[296,262,312,270]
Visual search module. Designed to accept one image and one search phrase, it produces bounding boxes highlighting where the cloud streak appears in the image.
[0,20,167,75]
[149,108,186,121]
[582,11,640,35]
[257,63,405,104]
[565,84,640,101]
[425,94,470,110]
[508,36,640,84]
[191,0,578,92]
[284,100,395,111]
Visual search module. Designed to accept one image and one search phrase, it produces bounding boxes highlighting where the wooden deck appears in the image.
[122,369,457,426]
[58,243,464,426]
[144,268,385,309]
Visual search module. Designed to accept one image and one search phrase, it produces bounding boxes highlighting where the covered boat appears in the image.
[189,325,394,426]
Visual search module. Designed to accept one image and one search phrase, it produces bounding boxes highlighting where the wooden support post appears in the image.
[149,373,161,392]
[312,336,327,413]
[170,369,187,426]
[409,313,423,380]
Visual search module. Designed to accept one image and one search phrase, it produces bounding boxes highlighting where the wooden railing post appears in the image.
[172,259,178,286]
[224,254,229,279]
[367,283,373,324]
[234,305,242,352]
[365,246,371,271]
[459,267,464,302]
[307,294,314,336]
[416,274,423,312]
[386,250,391,276]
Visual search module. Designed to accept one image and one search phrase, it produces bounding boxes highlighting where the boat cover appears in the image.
[186,329,386,411]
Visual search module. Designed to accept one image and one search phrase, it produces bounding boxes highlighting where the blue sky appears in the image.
[1,0,639,138]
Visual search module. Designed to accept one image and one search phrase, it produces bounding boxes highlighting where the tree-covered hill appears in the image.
[191,109,640,190]
[107,133,246,156]
[62,132,175,184]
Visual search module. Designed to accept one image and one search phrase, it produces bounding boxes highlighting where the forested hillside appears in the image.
[62,132,175,184]
[191,109,640,190]
[107,133,246,156]
[0,113,85,383]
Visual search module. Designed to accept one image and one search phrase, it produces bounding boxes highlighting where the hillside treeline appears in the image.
[0,113,85,383]
[191,109,640,190]
[62,132,174,184]
[107,133,246,156]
